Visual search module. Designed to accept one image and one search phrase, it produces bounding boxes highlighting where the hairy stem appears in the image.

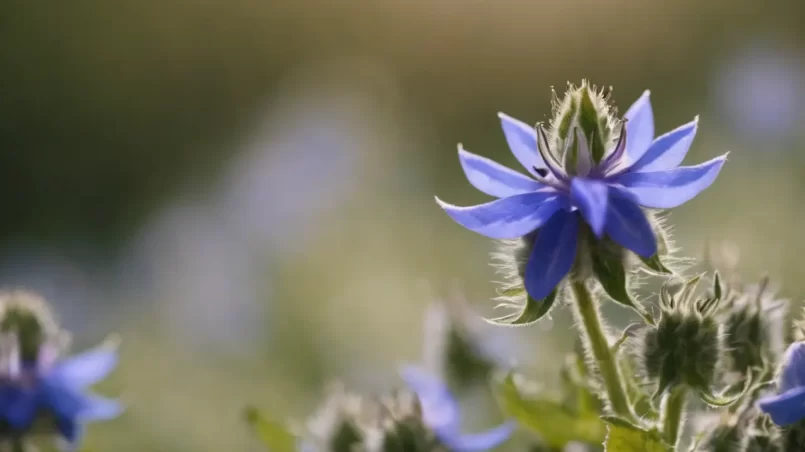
[570,281,634,421]
[661,385,687,448]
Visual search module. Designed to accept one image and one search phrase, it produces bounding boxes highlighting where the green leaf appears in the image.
[617,353,659,420]
[591,245,653,323]
[493,372,606,447]
[244,406,297,452]
[486,289,558,327]
[712,271,722,300]
[698,369,754,408]
[639,253,673,275]
[604,421,670,452]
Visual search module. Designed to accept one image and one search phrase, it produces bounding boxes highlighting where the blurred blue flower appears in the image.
[758,342,805,426]
[714,42,805,143]
[0,343,122,448]
[401,367,515,451]
[436,89,727,300]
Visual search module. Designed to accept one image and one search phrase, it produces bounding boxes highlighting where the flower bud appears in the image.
[422,296,498,388]
[0,291,61,363]
[639,275,723,397]
[550,81,616,170]
[300,384,367,452]
[721,277,788,376]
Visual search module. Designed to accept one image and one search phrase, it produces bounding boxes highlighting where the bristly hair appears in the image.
[548,80,618,157]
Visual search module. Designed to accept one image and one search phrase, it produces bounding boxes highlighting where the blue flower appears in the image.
[401,367,515,451]
[0,343,122,448]
[436,89,727,300]
[758,342,805,426]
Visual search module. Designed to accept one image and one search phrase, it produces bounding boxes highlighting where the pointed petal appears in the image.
[400,366,460,435]
[758,386,805,426]
[498,112,547,178]
[524,211,579,300]
[570,178,608,237]
[52,346,119,389]
[614,155,727,209]
[605,194,656,258]
[458,145,545,198]
[436,192,564,240]
[780,342,805,392]
[39,381,85,418]
[441,421,516,452]
[78,394,123,421]
[55,416,82,446]
[623,90,654,162]
[628,117,699,173]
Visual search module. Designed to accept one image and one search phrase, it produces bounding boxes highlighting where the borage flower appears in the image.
[758,342,805,426]
[0,341,122,449]
[0,292,121,450]
[436,82,727,303]
[401,367,515,451]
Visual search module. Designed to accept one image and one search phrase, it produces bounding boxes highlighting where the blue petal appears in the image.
[524,211,579,300]
[400,366,460,435]
[628,118,699,173]
[570,178,609,237]
[623,90,654,163]
[436,192,564,240]
[78,394,123,421]
[780,342,805,392]
[39,380,86,418]
[498,113,547,178]
[458,145,545,198]
[51,346,119,389]
[604,194,656,258]
[55,415,82,447]
[441,421,516,452]
[758,386,805,426]
[0,386,37,428]
[614,155,727,209]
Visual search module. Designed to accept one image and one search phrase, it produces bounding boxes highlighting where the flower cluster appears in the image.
[294,368,514,452]
[244,81,805,452]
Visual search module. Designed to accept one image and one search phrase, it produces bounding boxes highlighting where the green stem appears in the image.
[661,385,687,448]
[11,438,25,452]
[570,281,634,421]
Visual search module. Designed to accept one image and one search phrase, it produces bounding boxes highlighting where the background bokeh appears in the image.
[1,1,805,450]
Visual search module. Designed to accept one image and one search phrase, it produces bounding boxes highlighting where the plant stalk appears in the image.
[570,281,634,421]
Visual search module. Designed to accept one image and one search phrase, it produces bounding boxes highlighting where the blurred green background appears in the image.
[1,0,805,450]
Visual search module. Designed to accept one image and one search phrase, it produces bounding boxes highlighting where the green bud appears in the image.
[549,81,615,171]
[379,392,444,452]
[301,384,367,452]
[722,277,788,376]
[639,276,723,397]
[0,291,61,362]
[423,296,496,387]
